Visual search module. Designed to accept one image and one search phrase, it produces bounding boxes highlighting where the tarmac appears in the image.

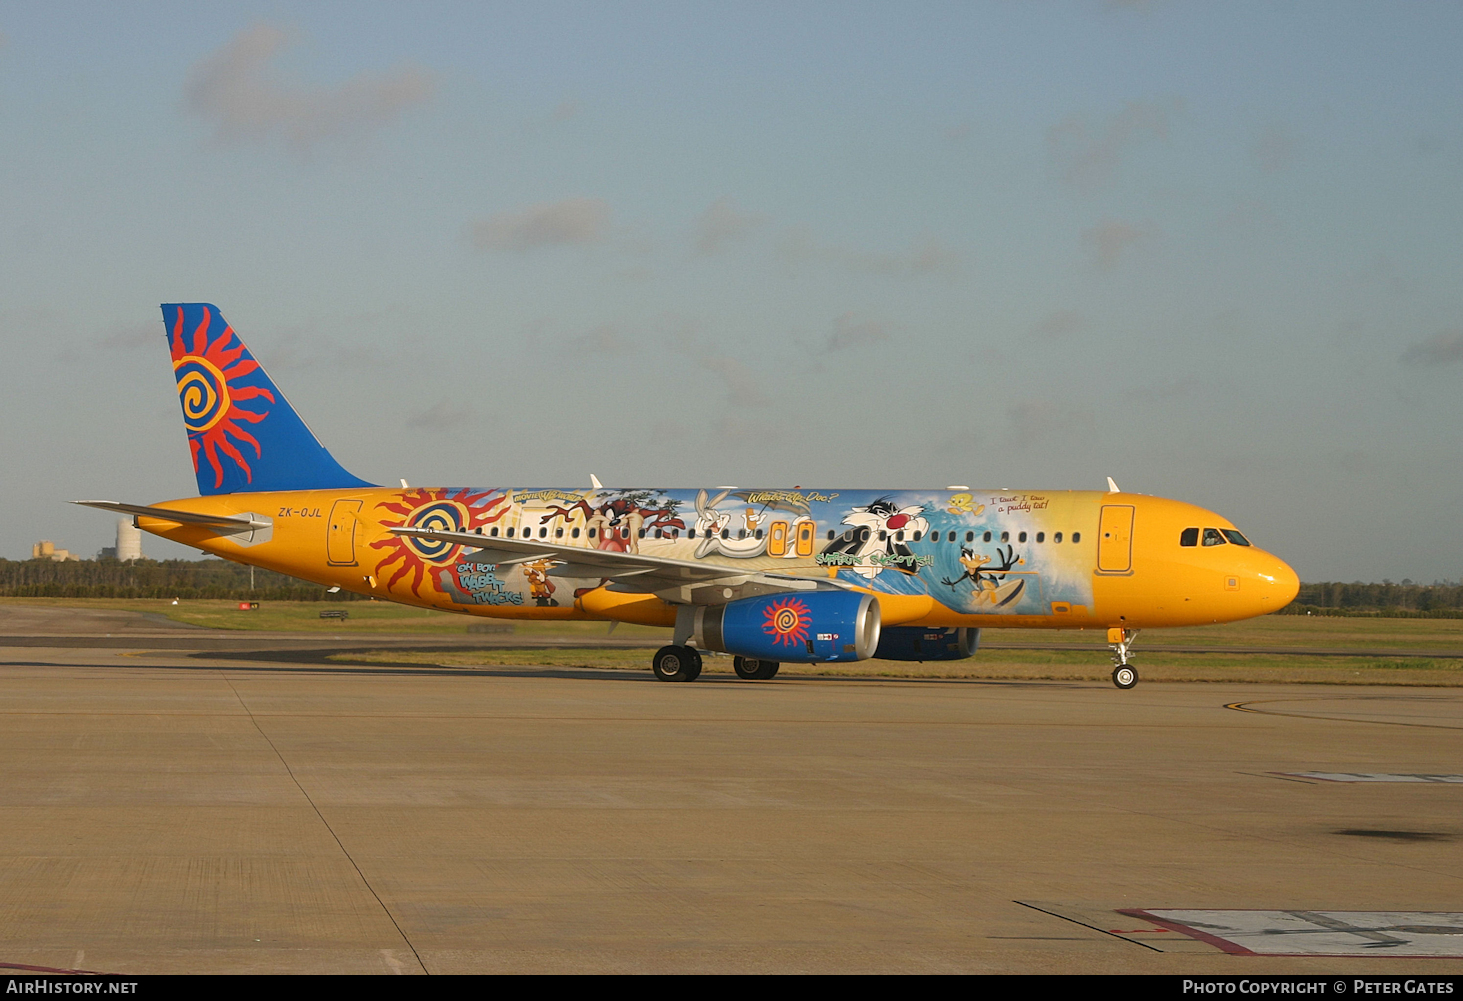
[0,606,1460,974]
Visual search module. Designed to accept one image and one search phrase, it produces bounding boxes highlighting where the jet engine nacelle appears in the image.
[692,591,881,663]
[873,626,979,662]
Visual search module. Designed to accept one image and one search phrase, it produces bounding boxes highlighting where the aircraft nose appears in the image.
[1260,556,1300,609]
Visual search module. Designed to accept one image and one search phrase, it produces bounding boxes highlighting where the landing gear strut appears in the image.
[733,656,780,680]
[1108,627,1139,690]
[652,645,702,682]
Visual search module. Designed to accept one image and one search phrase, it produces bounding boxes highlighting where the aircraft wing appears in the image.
[73,500,269,531]
[391,526,846,604]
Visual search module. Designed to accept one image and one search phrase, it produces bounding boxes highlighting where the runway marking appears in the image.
[217,671,430,976]
[1279,772,1463,783]
[1013,901,1163,952]
[1120,909,1463,957]
[1225,699,1463,730]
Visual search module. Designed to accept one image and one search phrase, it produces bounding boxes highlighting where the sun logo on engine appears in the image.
[371,488,509,595]
[762,596,812,648]
[169,305,275,489]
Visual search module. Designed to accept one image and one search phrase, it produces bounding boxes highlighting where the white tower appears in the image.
[116,518,143,562]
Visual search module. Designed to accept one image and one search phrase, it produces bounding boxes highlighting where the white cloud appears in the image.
[1251,124,1297,173]
[406,400,472,429]
[1081,218,1157,270]
[568,324,635,356]
[185,24,432,153]
[1400,330,1463,367]
[471,197,610,251]
[1048,98,1182,189]
[1030,310,1083,340]
[693,197,765,255]
[827,313,892,351]
[779,228,960,277]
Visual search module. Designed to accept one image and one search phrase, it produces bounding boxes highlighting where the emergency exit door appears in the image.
[1097,504,1134,574]
[327,500,363,566]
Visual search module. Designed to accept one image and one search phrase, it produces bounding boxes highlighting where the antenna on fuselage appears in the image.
[400,479,410,489]
[1106,477,1121,493]
[590,474,603,489]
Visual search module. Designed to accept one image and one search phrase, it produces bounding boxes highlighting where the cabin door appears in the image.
[1097,505,1134,574]
[327,500,363,566]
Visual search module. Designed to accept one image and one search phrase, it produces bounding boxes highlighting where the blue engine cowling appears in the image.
[873,626,979,662]
[692,591,881,663]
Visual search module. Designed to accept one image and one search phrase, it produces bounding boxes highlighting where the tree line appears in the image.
[0,557,360,601]
[1278,581,1463,617]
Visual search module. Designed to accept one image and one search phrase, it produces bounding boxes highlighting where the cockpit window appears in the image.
[1180,527,1199,547]
[1222,529,1251,547]
[1201,528,1227,547]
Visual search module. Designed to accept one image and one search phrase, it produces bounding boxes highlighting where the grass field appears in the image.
[5,597,1461,685]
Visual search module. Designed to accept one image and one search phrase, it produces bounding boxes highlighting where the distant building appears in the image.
[33,541,80,562]
[116,518,143,561]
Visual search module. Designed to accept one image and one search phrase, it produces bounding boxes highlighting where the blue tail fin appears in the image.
[163,303,375,496]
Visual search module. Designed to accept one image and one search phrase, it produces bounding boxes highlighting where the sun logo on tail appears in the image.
[169,306,274,488]
[371,488,509,595]
[762,597,811,649]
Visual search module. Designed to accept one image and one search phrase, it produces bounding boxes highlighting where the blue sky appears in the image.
[2,1,1461,581]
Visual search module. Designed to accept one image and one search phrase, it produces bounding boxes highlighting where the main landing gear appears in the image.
[649,647,781,681]
[733,656,780,680]
[1108,627,1139,690]
[652,645,702,682]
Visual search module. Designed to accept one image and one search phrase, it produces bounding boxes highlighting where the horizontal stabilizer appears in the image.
[72,500,268,531]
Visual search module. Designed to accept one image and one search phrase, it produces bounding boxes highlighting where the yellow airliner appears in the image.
[78,304,1299,688]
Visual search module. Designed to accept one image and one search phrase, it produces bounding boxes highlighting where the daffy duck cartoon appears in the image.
[941,544,1026,608]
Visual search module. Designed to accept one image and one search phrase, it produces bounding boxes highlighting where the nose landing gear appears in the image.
[1108,627,1139,689]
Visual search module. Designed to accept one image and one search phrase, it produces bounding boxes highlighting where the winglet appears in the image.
[1106,477,1121,493]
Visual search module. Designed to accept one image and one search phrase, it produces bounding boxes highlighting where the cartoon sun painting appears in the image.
[169,306,274,488]
[762,596,812,649]
[371,487,509,595]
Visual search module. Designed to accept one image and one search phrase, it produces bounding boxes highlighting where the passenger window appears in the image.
[912,530,922,542]
[826,530,835,541]
[1035,532,1045,543]
[490,527,499,537]
[859,528,871,542]
[588,528,597,539]
[1018,531,1027,543]
[571,528,579,538]
[1180,527,1199,547]
[878,530,888,541]
[1000,531,1009,543]
[556,528,564,538]
[720,528,729,539]
[1071,532,1080,543]
[654,529,663,539]
[755,529,763,539]
[689,529,697,539]
[507,527,515,537]
[1222,530,1251,547]
[1202,528,1227,547]
[1054,532,1062,543]
[966,531,974,543]
[983,532,992,543]
[639,529,646,539]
